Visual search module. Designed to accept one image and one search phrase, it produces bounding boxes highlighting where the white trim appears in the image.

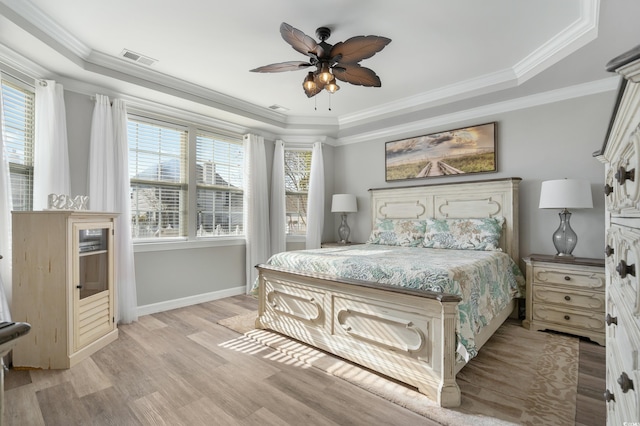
[338,0,600,127]
[0,0,601,133]
[137,286,246,316]
[0,44,50,81]
[337,76,619,146]
[339,68,517,127]
[513,0,599,84]
[133,237,245,253]
[0,0,91,58]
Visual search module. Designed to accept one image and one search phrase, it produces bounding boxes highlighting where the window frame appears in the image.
[1,74,35,212]
[284,146,312,241]
[126,110,244,251]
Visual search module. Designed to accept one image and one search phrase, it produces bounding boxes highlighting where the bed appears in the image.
[255,177,523,407]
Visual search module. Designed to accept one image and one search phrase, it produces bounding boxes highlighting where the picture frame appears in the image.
[385,122,497,182]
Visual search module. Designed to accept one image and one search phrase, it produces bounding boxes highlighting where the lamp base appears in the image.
[337,213,351,244]
[552,209,578,257]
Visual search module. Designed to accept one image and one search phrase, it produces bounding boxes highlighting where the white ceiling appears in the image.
[0,0,637,141]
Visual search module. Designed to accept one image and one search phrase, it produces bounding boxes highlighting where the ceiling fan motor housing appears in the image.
[316,26,331,41]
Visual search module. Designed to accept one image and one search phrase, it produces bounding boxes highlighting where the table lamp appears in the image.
[331,194,357,244]
[539,178,593,258]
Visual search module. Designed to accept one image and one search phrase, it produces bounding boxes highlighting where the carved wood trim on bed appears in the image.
[256,177,522,408]
[369,177,520,265]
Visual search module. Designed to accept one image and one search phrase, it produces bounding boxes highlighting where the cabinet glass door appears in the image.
[77,227,109,299]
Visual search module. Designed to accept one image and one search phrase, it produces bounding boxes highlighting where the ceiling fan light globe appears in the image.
[318,63,333,84]
[326,79,340,93]
[303,72,317,92]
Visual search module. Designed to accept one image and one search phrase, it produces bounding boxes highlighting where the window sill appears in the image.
[286,235,306,243]
[133,237,246,253]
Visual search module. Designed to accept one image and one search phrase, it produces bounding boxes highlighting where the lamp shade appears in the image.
[539,179,593,209]
[331,194,357,213]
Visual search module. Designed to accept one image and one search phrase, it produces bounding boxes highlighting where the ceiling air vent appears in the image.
[268,104,289,112]
[120,49,157,66]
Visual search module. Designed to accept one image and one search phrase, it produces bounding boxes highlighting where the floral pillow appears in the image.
[422,216,505,251]
[366,218,426,247]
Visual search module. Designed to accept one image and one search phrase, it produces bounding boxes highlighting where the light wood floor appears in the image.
[4,295,605,425]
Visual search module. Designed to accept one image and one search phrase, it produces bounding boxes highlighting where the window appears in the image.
[284,149,312,235]
[195,132,243,236]
[1,78,35,211]
[127,114,244,242]
[128,117,188,239]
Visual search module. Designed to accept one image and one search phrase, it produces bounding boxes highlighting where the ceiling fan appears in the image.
[250,22,391,98]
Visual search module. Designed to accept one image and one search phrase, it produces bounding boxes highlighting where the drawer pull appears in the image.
[616,260,636,278]
[564,315,570,321]
[605,245,614,257]
[564,295,571,301]
[564,276,571,281]
[617,372,634,393]
[605,314,618,326]
[604,389,615,402]
[615,166,635,185]
[604,183,614,196]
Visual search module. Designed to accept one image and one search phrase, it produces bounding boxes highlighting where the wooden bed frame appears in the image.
[255,177,521,407]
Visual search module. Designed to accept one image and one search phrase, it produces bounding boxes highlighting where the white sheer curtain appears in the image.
[33,80,71,210]
[306,142,324,249]
[88,95,138,323]
[270,140,286,255]
[88,95,114,210]
[0,76,13,320]
[244,133,270,293]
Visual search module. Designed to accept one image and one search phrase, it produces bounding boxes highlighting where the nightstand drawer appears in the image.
[532,264,605,290]
[532,285,605,311]
[532,305,605,332]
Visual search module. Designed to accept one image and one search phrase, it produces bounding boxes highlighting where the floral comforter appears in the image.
[265,244,525,361]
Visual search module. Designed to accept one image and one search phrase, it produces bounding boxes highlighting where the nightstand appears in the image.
[522,254,605,346]
[321,242,364,248]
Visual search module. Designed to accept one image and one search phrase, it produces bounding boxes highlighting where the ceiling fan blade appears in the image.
[331,36,391,63]
[280,22,325,58]
[332,64,382,87]
[250,61,312,73]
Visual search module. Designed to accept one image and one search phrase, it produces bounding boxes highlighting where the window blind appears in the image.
[284,149,312,235]
[195,132,243,236]
[128,117,188,239]
[1,79,34,211]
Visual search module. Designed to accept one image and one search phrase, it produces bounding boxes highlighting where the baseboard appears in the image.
[137,286,246,316]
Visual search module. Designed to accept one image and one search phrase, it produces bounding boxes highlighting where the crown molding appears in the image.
[338,0,600,128]
[338,67,518,128]
[0,0,89,65]
[0,0,602,134]
[84,51,289,125]
[336,76,618,146]
[513,0,599,84]
[0,43,50,80]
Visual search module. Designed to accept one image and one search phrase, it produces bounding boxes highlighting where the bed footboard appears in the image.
[255,264,463,407]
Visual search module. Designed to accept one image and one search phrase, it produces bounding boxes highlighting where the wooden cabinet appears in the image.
[594,45,640,424]
[11,211,118,369]
[522,254,605,345]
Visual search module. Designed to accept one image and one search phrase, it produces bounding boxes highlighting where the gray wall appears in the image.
[331,91,617,262]
[63,91,335,308]
[63,88,616,310]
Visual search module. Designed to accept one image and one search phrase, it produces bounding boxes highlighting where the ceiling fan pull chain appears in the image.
[328,93,332,111]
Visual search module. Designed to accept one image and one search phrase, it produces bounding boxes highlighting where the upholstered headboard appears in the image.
[369,177,521,264]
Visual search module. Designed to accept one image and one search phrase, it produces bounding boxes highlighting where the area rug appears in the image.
[218,312,579,426]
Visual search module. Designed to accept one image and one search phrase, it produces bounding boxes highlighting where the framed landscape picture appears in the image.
[385,122,497,182]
